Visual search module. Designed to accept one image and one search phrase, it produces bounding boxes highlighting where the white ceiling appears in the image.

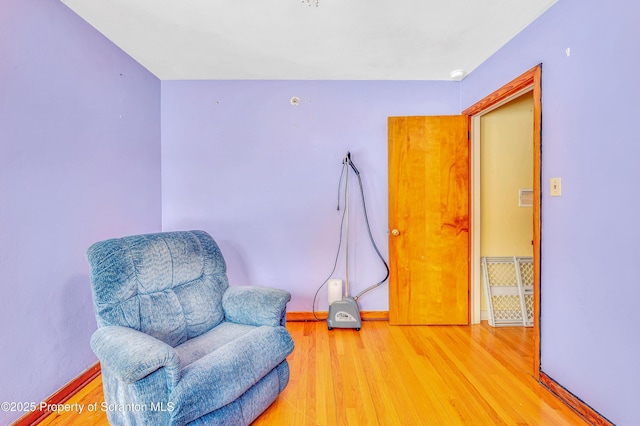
[60,0,557,80]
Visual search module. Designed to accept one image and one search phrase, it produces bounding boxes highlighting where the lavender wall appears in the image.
[0,0,161,423]
[2,0,633,423]
[461,0,640,424]
[161,81,458,312]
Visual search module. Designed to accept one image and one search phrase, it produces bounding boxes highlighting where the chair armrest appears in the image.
[90,326,180,387]
[222,286,291,327]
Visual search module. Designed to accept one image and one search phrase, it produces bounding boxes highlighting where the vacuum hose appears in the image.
[348,155,389,301]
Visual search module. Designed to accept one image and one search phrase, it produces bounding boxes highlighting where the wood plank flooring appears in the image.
[38,321,588,425]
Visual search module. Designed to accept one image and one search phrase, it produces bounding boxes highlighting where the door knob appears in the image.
[391,229,400,236]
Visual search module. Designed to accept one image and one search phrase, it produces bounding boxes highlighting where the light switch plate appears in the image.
[550,177,562,196]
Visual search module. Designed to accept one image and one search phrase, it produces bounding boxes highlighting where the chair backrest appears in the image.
[87,230,228,347]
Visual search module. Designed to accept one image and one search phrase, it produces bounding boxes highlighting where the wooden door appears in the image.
[388,116,469,325]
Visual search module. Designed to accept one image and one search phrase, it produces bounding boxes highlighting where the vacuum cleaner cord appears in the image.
[312,162,348,321]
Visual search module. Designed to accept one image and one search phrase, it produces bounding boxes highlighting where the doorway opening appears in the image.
[463,65,542,377]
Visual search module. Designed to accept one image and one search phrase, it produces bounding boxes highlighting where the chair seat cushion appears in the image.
[168,325,294,425]
[174,321,257,368]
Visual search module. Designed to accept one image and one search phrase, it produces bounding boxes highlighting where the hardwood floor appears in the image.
[38,321,588,425]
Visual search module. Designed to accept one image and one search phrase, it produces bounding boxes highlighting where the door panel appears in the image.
[388,116,469,325]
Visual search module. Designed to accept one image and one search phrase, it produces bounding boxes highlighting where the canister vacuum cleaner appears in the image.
[318,152,389,331]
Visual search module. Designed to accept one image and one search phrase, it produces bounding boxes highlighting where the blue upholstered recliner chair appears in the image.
[86,230,294,425]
